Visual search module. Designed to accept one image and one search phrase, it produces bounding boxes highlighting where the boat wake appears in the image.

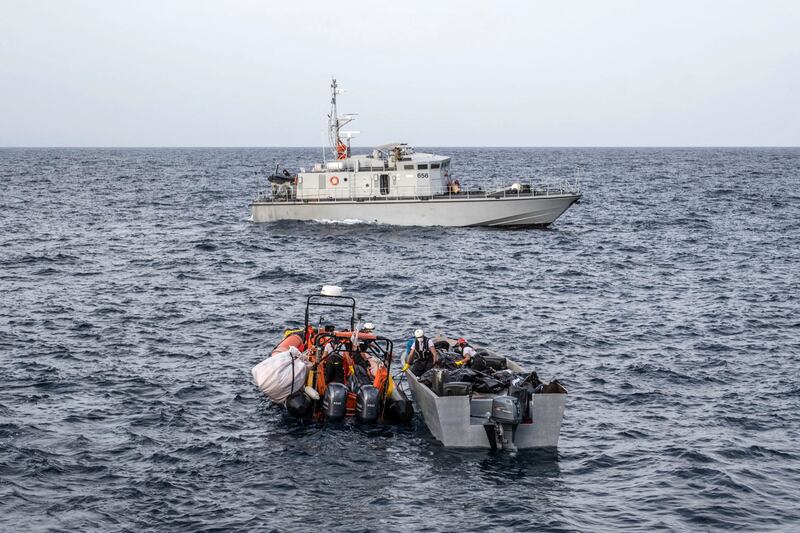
[312,218,375,225]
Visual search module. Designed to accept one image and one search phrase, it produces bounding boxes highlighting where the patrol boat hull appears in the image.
[250,193,580,227]
[405,358,567,449]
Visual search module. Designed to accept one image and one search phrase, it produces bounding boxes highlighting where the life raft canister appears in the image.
[271,333,304,356]
[330,175,340,186]
[335,140,348,160]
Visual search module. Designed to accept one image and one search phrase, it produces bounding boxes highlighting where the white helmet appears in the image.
[414,329,424,338]
[363,322,375,331]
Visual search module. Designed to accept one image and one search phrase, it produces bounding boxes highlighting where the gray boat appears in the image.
[403,346,567,450]
[250,79,581,227]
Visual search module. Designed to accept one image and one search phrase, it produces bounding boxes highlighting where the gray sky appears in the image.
[1,0,798,147]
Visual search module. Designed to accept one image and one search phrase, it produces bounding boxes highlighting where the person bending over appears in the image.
[454,338,476,366]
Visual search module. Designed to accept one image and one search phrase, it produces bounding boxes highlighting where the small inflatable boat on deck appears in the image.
[251,286,413,424]
[404,341,567,450]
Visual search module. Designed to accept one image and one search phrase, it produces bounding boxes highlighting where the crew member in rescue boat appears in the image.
[353,322,376,369]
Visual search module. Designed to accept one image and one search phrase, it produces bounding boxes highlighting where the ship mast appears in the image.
[327,77,356,160]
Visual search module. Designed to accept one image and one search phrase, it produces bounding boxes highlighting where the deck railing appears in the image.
[255,175,581,204]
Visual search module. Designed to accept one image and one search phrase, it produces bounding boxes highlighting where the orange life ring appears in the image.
[330,176,340,186]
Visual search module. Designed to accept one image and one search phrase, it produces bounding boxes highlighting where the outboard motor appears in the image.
[285,389,314,418]
[355,385,380,423]
[492,395,522,425]
[485,395,522,451]
[322,382,348,421]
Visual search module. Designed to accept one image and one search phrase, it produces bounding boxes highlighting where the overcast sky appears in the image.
[1,0,798,147]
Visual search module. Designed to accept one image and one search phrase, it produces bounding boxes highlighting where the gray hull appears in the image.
[406,362,566,449]
[251,194,579,227]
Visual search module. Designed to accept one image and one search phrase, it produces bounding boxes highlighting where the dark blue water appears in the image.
[2,147,799,532]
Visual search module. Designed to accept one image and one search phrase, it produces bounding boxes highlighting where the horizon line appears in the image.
[2,145,799,149]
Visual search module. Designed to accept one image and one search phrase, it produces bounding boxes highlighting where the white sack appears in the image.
[251,346,309,404]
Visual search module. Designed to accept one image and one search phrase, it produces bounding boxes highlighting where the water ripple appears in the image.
[1,147,799,531]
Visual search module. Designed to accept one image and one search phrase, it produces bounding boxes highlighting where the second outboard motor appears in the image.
[355,385,380,423]
[486,395,522,451]
[285,389,313,418]
[491,395,522,425]
[322,382,348,421]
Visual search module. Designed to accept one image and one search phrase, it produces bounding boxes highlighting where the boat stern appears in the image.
[407,369,567,449]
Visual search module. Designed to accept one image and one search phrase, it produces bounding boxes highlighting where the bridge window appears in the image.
[431,163,440,169]
[417,164,428,170]
[404,164,414,170]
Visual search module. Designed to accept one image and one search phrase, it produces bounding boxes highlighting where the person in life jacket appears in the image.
[402,329,438,376]
[354,322,376,369]
[454,338,476,366]
[323,337,347,384]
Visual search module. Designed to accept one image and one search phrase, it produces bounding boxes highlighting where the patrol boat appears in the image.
[250,79,581,227]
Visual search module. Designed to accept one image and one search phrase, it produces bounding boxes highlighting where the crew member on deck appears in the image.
[454,338,476,366]
[403,329,438,376]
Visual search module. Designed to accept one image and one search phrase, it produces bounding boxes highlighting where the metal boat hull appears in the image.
[406,364,567,449]
[250,194,580,227]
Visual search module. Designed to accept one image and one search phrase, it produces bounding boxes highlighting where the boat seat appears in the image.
[442,382,472,396]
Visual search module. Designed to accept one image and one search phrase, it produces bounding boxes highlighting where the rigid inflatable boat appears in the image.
[403,340,567,450]
[251,286,413,424]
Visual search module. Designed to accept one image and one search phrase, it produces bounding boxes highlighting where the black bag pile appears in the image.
[432,350,462,370]
[419,352,567,397]
[444,367,477,383]
[433,340,451,351]
[417,367,438,387]
[470,352,507,372]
